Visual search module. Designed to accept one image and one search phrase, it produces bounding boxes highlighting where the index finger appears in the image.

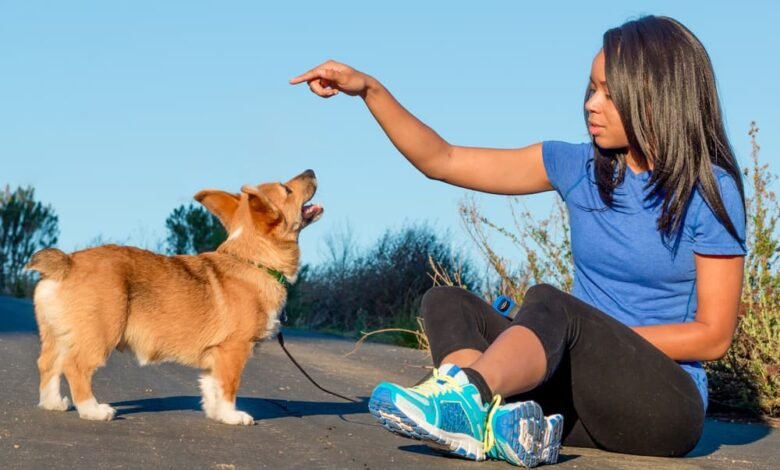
[289,68,323,85]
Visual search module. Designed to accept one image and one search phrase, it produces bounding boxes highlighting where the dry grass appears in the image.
[459,194,572,304]
[706,123,780,419]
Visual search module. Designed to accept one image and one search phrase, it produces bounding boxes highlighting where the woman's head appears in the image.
[585,50,629,151]
[588,15,744,241]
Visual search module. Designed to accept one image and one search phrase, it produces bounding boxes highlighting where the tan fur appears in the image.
[26,170,323,425]
[27,248,72,281]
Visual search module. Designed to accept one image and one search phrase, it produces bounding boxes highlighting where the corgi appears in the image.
[25,169,323,425]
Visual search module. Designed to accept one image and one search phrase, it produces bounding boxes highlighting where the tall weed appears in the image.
[707,123,779,418]
[459,194,572,303]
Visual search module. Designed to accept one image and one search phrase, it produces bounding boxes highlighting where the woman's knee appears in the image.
[420,286,467,315]
[420,286,482,328]
[523,283,562,302]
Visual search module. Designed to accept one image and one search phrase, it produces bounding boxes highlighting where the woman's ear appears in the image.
[193,190,240,229]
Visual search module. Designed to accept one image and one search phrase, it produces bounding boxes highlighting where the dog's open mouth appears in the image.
[302,203,323,224]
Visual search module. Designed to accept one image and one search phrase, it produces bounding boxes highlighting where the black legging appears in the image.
[421,284,704,457]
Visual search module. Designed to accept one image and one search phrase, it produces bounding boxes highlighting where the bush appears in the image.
[706,123,780,419]
[286,223,479,347]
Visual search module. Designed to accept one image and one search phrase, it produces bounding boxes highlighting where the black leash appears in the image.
[276,330,359,403]
[257,271,358,404]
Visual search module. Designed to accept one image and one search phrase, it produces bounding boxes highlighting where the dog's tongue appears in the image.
[302,204,322,219]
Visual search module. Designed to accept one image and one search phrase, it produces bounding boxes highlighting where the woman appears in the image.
[291,15,745,467]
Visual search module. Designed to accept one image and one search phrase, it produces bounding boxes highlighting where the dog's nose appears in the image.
[302,169,316,179]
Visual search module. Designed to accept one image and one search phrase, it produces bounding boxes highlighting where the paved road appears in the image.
[0,295,776,469]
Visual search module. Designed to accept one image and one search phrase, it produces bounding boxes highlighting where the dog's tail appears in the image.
[26,248,72,281]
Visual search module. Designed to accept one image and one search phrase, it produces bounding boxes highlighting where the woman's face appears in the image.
[586,50,630,150]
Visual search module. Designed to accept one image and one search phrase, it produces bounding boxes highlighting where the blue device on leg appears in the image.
[492,295,520,319]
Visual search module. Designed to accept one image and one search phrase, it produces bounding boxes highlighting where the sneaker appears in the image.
[539,414,564,465]
[368,364,490,460]
[484,400,545,467]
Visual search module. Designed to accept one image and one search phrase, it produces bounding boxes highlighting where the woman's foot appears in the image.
[369,364,491,460]
[368,364,563,467]
[485,399,544,466]
[539,413,564,464]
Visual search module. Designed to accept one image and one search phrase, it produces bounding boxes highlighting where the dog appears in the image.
[25,169,323,425]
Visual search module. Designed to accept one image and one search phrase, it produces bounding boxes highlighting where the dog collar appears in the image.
[224,252,291,289]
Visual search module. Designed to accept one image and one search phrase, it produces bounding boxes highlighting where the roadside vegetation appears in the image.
[705,124,779,419]
[285,223,479,348]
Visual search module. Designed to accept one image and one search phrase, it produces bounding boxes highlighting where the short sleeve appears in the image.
[542,141,592,200]
[692,173,747,256]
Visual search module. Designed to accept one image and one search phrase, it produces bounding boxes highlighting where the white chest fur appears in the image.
[261,306,283,339]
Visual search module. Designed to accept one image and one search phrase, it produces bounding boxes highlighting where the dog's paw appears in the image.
[77,401,116,421]
[216,410,255,426]
[39,395,70,412]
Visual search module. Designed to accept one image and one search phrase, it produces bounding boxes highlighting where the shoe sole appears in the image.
[369,387,485,460]
[489,400,544,467]
[539,414,564,465]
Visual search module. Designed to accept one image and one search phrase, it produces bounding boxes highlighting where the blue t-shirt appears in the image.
[542,141,747,408]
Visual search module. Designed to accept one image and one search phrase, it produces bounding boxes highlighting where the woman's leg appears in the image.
[387,284,703,458]
[472,284,705,457]
[372,286,547,464]
[417,285,563,466]
[420,285,513,367]
[421,285,555,400]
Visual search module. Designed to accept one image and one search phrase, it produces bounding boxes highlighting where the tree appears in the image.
[165,203,227,255]
[0,185,59,297]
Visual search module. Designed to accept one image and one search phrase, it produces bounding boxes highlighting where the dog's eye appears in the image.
[280,184,292,196]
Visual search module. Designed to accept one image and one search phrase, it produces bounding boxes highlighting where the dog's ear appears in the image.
[194,190,240,228]
[241,184,282,226]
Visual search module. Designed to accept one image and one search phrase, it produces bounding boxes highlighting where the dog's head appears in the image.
[194,169,323,245]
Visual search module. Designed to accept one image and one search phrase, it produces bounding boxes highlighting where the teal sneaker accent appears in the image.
[368,364,490,460]
[484,400,546,467]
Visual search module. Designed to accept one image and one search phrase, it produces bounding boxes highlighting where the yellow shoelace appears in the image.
[412,368,462,396]
[483,394,504,453]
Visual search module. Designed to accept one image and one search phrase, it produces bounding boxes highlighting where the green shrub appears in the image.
[286,223,478,347]
[706,123,779,419]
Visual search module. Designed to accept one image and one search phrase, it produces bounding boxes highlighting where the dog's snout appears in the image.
[303,169,316,179]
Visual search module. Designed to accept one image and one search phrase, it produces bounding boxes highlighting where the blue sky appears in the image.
[2,1,778,269]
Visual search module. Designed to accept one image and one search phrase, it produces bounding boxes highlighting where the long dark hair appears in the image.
[589,15,744,241]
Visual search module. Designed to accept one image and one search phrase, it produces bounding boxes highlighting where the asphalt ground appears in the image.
[0,295,776,469]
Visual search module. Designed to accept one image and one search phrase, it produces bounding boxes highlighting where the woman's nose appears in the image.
[585,94,599,114]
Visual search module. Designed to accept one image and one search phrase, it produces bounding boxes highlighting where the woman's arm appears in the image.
[632,254,744,361]
[290,61,552,195]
